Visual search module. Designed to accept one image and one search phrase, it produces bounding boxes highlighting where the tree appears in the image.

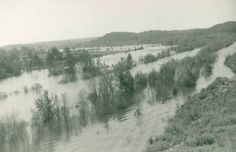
[134,72,148,90]
[126,53,133,69]
[118,70,135,97]
[46,47,63,65]
[51,47,62,60]
[64,48,76,73]
[34,91,58,124]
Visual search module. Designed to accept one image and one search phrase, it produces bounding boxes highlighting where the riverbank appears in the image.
[146,77,236,152]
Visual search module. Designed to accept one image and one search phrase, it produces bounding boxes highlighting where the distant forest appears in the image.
[88,21,236,48]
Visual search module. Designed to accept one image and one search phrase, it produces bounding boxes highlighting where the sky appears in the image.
[0,0,236,46]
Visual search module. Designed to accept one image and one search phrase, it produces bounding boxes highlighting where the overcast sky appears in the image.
[0,0,236,46]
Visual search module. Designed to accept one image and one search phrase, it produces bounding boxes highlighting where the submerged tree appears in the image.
[118,70,135,97]
[33,91,58,124]
[64,47,76,73]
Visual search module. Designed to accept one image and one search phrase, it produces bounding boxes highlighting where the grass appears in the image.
[147,77,236,152]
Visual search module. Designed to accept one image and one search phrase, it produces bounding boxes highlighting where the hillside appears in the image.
[89,21,236,47]
[147,77,236,152]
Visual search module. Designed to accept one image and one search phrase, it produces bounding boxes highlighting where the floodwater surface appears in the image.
[0,44,235,152]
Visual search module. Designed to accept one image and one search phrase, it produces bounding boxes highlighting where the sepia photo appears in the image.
[0,0,236,152]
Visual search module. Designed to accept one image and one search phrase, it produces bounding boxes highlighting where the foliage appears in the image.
[1,21,235,81]
[64,47,76,73]
[87,63,143,119]
[0,115,29,152]
[140,49,171,64]
[76,90,89,127]
[46,47,63,65]
[31,92,83,151]
[134,72,148,90]
[0,48,22,79]
[225,52,236,73]
[144,37,235,102]
[89,21,236,47]
[118,70,135,98]
[33,91,58,124]
[77,50,101,79]
[88,71,118,118]
[113,53,134,75]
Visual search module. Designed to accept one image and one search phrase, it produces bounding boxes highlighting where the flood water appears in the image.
[0,70,90,122]
[130,48,201,75]
[0,43,235,152]
[39,95,184,152]
[96,45,169,67]
[196,43,236,91]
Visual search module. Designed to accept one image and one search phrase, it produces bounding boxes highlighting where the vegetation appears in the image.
[0,45,99,81]
[0,21,235,81]
[31,91,84,151]
[0,47,45,80]
[134,72,148,90]
[144,37,235,102]
[77,50,101,79]
[78,33,235,118]
[139,49,172,64]
[113,54,135,73]
[147,78,236,152]
[225,52,236,73]
[0,115,29,152]
[32,91,59,124]
[82,55,143,119]
[0,48,24,80]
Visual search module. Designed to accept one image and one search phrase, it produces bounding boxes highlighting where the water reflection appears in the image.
[0,84,177,152]
[0,114,30,152]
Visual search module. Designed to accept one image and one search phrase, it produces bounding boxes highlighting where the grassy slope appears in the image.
[147,77,236,152]
[225,53,236,73]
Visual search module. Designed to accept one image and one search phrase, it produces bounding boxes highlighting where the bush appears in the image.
[225,53,236,73]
